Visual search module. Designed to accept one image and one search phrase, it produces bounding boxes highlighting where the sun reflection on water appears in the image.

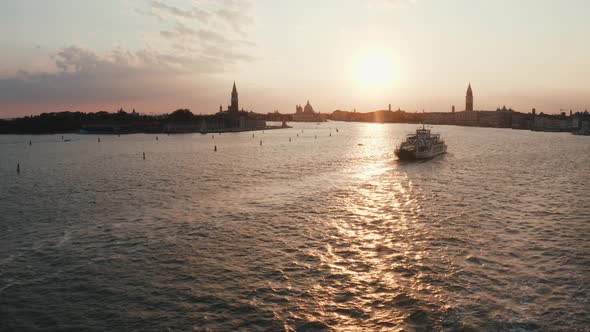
[292,140,452,330]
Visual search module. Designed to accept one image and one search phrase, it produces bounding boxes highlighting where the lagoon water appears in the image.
[1,123,589,331]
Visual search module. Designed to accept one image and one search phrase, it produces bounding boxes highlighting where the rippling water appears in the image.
[1,123,589,331]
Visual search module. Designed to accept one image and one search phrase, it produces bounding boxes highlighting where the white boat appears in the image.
[395,125,447,160]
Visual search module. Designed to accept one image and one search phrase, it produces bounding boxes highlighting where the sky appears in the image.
[1,0,589,118]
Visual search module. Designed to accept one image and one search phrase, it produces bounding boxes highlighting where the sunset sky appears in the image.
[1,0,589,117]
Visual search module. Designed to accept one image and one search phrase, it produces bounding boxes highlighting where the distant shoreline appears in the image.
[0,109,291,135]
[2,108,589,135]
[0,125,289,135]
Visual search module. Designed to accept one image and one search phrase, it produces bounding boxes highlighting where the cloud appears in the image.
[0,46,190,104]
[0,0,257,116]
[159,23,228,45]
[139,0,255,37]
[120,0,258,66]
[216,7,254,37]
[150,1,210,21]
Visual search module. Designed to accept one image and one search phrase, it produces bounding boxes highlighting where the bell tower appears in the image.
[230,82,239,113]
[466,83,473,112]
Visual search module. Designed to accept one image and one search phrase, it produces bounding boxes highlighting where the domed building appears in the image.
[293,100,323,122]
[304,101,314,113]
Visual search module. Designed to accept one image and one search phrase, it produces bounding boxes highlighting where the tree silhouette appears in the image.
[169,109,194,121]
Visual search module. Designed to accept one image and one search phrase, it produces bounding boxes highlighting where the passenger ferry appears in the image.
[395,125,447,160]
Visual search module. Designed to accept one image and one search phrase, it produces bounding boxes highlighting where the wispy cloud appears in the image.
[130,0,257,67]
[149,0,257,51]
[149,1,210,21]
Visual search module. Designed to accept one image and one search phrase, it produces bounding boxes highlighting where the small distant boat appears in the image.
[395,125,447,160]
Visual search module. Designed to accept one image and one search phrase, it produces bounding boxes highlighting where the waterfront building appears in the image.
[418,85,519,128]
[423,112,455,125]
[511,111,533,130]
[478,107,513,127]
[293,100,323,122]
[330,110,353,121]
[166,82,266,133]
[454,110,478,126]
[532,114,572,132]
[219,82,266,130]
[573,111,590,135]
[577,121,590,135]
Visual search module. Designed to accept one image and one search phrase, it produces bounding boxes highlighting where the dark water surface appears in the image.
[1,123,589,331]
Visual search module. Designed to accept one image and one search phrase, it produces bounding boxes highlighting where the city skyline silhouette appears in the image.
[1,0,588,117]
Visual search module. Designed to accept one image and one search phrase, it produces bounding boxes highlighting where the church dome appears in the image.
[304,100,315,113]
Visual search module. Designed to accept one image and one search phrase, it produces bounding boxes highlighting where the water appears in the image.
[1,123,588,331]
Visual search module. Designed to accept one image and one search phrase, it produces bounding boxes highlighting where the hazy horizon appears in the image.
[1,0,589,117]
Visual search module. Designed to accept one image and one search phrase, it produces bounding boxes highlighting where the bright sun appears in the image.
[355,53,395,89]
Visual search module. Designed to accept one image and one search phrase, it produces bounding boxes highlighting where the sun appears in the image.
[355,53,395,89]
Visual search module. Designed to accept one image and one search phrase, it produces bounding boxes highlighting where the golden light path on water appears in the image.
[1,122,589,331]
[279,123,454,331]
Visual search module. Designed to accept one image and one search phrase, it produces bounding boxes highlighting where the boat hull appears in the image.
[395,149,418,160]
[395,145,447,160]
